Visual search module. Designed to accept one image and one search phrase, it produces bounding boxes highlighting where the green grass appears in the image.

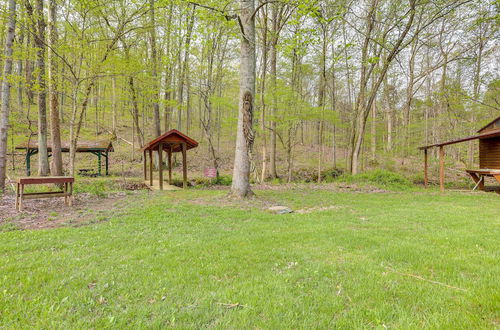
[0,188,499,328]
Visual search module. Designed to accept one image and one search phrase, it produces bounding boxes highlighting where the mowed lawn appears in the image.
[0,189,499,328]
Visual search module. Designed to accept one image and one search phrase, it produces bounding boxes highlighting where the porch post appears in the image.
[168,145,172,185]
[439,146,445,192]
[424,148,428,188]
[143,149,147,181]
[182,142,187,189]
[158,143,163,191]
[149,149,153,187]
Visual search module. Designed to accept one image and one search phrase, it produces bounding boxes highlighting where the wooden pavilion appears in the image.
[141,129,198,190]
[16,140,114,176]
[419,116,500,192]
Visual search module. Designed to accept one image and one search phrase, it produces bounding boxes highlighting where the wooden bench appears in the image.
[466,169,500,191]
[15,176,74,211]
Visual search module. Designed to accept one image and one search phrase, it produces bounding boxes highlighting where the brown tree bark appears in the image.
[0,0,17,192]
[48,0,63,176]
[231,0,256,198]
[34,0,50,176]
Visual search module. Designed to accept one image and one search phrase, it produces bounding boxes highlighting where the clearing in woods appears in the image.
[0,187,498,328]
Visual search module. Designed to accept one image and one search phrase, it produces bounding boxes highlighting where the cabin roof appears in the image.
[16,140,114,152]
[141,129,198,152]
[419,128,500,150]
[477,116,500,133]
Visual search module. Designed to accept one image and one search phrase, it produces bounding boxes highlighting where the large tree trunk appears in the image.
[176,6,195,131]
[259,8,268,182]
[35,0,49,176]
[0,0,16,193]
[269,4,278,179]
[48,0,63,176]
[149,0,161,137]
[231,0,255,198]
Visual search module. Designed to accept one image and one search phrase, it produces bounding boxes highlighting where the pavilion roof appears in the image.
[141,129,198,153]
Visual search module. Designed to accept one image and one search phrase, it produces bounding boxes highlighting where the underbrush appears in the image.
[336,169,415,190]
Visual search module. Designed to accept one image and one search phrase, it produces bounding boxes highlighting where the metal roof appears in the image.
[16,140,114,152]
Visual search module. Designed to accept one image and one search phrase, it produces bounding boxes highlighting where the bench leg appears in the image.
[64,183,68,206]
[15,183,19,211]
[19,184,24,212]
[468,173,485,191]
[68,182,73,207]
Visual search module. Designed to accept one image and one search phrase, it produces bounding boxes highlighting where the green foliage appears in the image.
[338,169,414,190]
[73,179,110,198]
[214,174,232,186]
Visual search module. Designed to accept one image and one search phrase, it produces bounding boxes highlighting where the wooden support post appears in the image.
[424,148,428,188]
[168,146,172,185]
[143,150,147,181]
[69,182,73,206]
[19,184,24,211]
[158,143,163,191]
[439,146,445,192]
[26,150,31,176]
[182,142,187,189]
[15,183,19,211]
[149,149,153,187]
[64,182,68,206]
[105,151,109,176]
[97,152,102,176]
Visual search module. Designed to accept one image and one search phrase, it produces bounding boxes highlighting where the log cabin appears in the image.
[419,116,500,192]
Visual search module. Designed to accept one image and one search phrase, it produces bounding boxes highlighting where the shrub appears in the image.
[338,169,413,190]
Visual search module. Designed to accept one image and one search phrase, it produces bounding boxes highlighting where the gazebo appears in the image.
[141,129,198,190]
[419,116,500,192]
[16,140,114,176]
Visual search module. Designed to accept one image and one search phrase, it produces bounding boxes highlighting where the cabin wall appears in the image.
[479,137,500,169]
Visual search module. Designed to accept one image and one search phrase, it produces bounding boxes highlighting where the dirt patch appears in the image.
[0,191,142,231]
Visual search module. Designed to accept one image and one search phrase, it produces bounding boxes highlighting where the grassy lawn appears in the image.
[0,188,499,328]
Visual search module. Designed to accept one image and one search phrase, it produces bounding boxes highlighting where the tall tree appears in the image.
[34,0,50,176]
[48,0,63,176]
[231,0,256,198]
[149,0,161,138]
[0,0,17,193]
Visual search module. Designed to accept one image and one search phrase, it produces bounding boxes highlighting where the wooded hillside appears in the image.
[0,0,498,194]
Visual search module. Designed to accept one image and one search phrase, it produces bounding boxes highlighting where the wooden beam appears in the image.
[182,142,187,189]
[143,150,147,181]
[424,148,428,188]
[439,146,445,192]
[105,151,109,175]
[168,145,172,185]
[149,149,153,187]
[158,143,163,191]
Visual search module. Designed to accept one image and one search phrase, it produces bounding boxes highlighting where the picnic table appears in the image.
[15,176,74,211]
[466,169,500,191]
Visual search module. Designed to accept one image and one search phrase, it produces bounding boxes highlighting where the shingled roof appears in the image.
[141,129,198,153]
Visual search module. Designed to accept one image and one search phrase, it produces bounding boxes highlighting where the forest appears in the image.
[0,0,498,196]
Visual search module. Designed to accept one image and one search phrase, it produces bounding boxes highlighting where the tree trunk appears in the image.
[231,0,255,198]
[259,8,268,182]
[0,0,16,193]
[48,0,62,176]
[35,0,49,176]
[149,0,161,137]
[269,4,278,179]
